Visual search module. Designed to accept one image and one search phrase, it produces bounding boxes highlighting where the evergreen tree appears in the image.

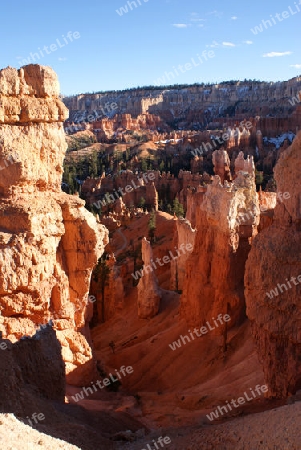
[173,198,184,218]
[89,151,98,178]
[141,158,148,172]
[139,197,146,209]
[148,210,156,243]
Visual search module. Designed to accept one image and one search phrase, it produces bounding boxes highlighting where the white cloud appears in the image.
[222,42,236,47]
[290,64,301,68]
[262,51,292,57]
[58,57,67,61]
[172,23,189,28]
[189,13,205,23]
[243,40,253,45]
[206,40,219,48]
[231,16,238,20]
[207,10,223,19]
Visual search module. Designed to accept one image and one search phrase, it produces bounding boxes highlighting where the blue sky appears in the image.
[1,0,300,94]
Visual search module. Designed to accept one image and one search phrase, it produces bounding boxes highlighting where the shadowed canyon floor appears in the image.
[63,302,300,449]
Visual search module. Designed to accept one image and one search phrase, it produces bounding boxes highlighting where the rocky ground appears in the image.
[0,414,80,450]
[116,401,301,450]
[2,400,300,449]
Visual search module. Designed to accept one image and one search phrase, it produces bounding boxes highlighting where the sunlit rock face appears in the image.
[0,65,108,385]
[181,162,259,333]
[137,237,162,319]
[245,131,301,398]
[170,218,196,291]
[212,148,232,183]
[63,76,301,126]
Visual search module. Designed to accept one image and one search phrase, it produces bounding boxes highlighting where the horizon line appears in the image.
[61,75,301,98]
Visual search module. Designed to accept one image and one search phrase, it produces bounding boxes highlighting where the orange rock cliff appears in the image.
[245,132,301,397]
[0,65,108,385]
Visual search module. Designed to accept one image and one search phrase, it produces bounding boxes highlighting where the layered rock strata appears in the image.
[245,132,301,397]
[0,65,108,385]
[63,77,301,125]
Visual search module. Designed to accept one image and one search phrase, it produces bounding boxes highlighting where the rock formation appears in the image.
[212,148,232,183]
[245,131,301,397]
[0,324,65,414]
[181,164,260,330]
[234,151,255,177]
[91,113,170,140]
[83,170,207,214]
[95,254,124,322]
[257,190,276,231]
[63,77,301,128]
[0,65,108,385]
[185,188,207,229]
[170,218,195,291]
[137,238,162,319]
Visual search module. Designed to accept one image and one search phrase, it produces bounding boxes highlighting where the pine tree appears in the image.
[141,158,148,172]
[148,210,156,243]
[139,197,146,209]
[89,151,98,178]
[173,198,184,218]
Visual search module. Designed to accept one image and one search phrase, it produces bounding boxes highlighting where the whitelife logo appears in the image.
[17,31,81,66]
[250,1,301,35]
[92,171,156,211]
[131,243,193,281]
[206,384,268,421]
[288,90,301,106]
[169,314,231,351]
[191,120,253,157]
[72,365,133,402]
[141,436,171,450]
[116,0,149,17]
[153,50,215,85]
[266,273,301,299]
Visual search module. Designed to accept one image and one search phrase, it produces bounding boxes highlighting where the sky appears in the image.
[1,0,300,95]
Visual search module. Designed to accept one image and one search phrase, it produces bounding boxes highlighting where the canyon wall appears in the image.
[63,77,301,127]
[245,131,301,397]
[0,65,108,385]
[91,113,171,140]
